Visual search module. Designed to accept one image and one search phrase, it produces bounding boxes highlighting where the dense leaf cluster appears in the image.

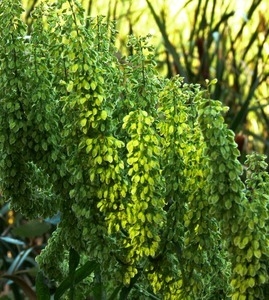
[0,0,269,299]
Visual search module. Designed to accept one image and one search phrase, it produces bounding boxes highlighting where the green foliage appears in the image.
[198,99,269,300]
[0,0,269,299]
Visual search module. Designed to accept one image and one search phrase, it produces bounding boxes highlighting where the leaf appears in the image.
[253,249,261,259]
[68,248,80,300]
[229,171,237,181]
[68,52,76,61]
[36,271,51,300]
[83,80,91,90]
[100,110,108,120]
[70,64,78,73]
[67,81,74,92]
[91,81,97,90]
[225,200,232,209]
[69,248,80,277]
[86,144,92,153]
[41,141,48,151]
[9,120,16,130]
[0,236,25,246]
[92,265,104,300]
[80,118,87,127]
[96,156,102,164]
[70,30,77,38]
[7,248,35,275]
[108,286,122,300]
[105,154,113,163]
[12,221,51,238]
[168,125,174,134]
[54,260,99,300]
[62,36,69,45]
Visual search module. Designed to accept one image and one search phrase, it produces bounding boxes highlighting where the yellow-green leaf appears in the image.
[96,156,102,164]
[68,52,76,60]
[83,80,90,90]
[91,81,97,90]
[254,249,261,258]
[62,36,69,45]
[67,81,74,92]
[70,30,77,38]
[105,154,113,163]
[101,110,108,120]
[80,118,87,127]
[71,64,78,72]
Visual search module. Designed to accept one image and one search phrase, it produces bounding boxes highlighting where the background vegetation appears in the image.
[1,0,269,299]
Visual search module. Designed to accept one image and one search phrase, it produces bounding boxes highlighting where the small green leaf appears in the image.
[144,116,152,126]
[83,80,90,90]
[229,171,237,181]
[9,120,16,130]
[71,64,78,73]
[96,156,102,164]
[253,249,261,259]
[100,110,108,120]
[84,64,89,71]
[67,81,74,92]
[105,154,113,163]
[219,163,226,173]
[248,278,255,288]
[86,145,92,154]
[246,248,253,261]
[252,240,259,250]
[91,81,97,90]
[37,114,42,122]
[225,200,232,209]
[209,194,219,204]
[42,141,48,151]
[70,30,77,38]
[168,125,174,134]
[248,220,254,231]
[80,118,87,127]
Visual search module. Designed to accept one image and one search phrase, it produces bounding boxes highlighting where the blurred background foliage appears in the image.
[0,201,54,299]
[21,0,269,158]
[1,0,269,297]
